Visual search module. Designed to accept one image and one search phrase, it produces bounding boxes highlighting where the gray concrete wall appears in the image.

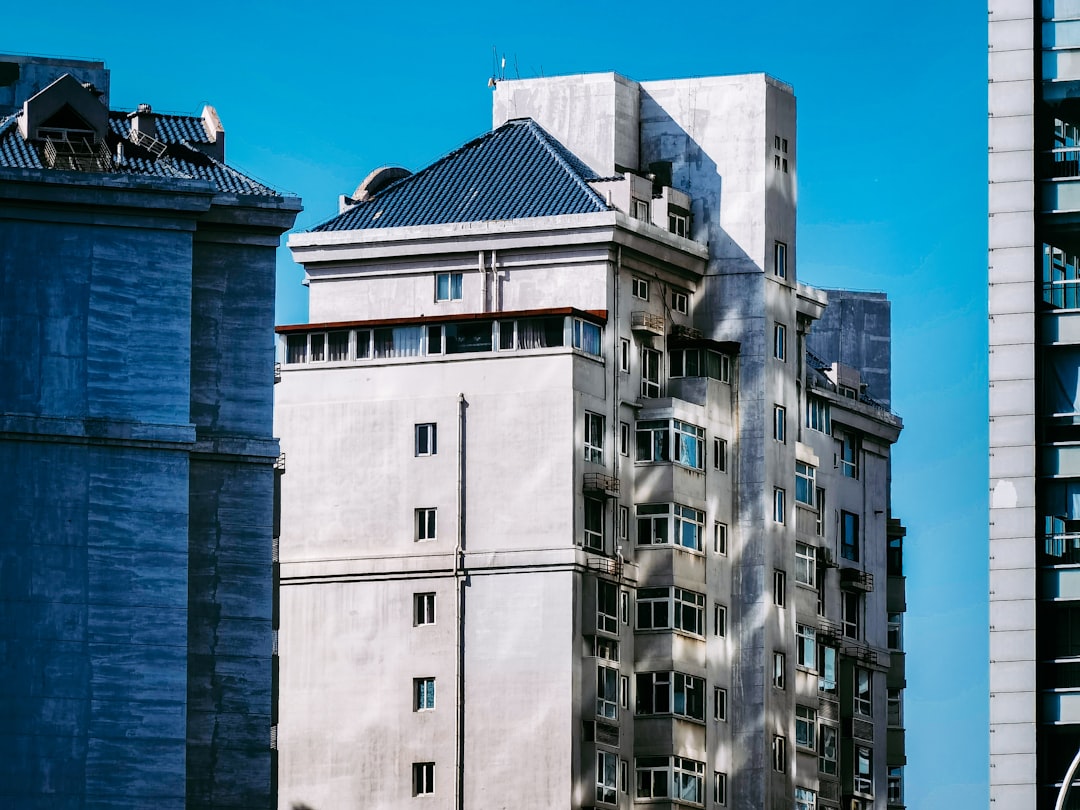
[807,290,892,407]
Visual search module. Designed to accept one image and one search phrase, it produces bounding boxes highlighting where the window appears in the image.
[670,348,729,382]
[888,766,904,804]
[855,667,873,717]
[841,510,860,561]
[572,318,602,356]
[620,338,631,372]
[819,724,838,775]
[855,745,873,795]
[635,756,704,804]
[584,412,605,463]
[888,687,903,727]
[619,422,630,456]
[414,677,435,711]
[412,762,434,796]
[888,534,904,576]
[714,522,728,555]
[714,687,727,722]
[796,624,816,669]
[597,665,619,719]
[636,503,704,551]
[795,463,816,506]
[640,348,661,398]
[416,508,437,541]
[806,395,831,433]
[773,405,786,442]
[672,290,689,314]
[632,277,649,300]
[888,613,903,650]
[620,590,629,624]
[773,570,786,607]
[818,646,838,693]
[635,671,705,721]
[593,636,620,662]
[714,604,727,637]
[796,705,817,750]
[620,759,629,794]
[714,771,727,805]
[636,586,705,636]
[632,199,651,221]
[713,437,727,472]
[795,542,816,586]
[773,651,786,689]
[815,488,826,536]
[597,580,618,635]
[619,505,629,540]
[772,735,787,772]
[635,419,705,470]
[774,241,787,279]
[774,487,786,524]
[843,592,862,640]
[596,750,617,804]
[415,423,437,456]
[669,211,688,237]
[620,675,629,708]
[414,592,436,626]
[585,498,604,551]
[774,323,786,361]
[839,430,859,478]
[795,786,817,810]
[435,271,462,301]
[782,158,789,173]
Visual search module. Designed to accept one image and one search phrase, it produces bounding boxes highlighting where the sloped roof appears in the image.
[0,110,277,196]
[312,118,612,232]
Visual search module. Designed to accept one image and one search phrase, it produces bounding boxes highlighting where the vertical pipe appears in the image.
[455,393,467,810]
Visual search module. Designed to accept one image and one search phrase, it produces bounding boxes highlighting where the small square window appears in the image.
[620,422,630,456]
[620,338,631,372]
[632,278,649,301]
[782,138,789,153]
[774,570,786,607]
[774,135,781,150]
[774,488,786,524]
[414,677,436,711]
[773,651,786,689]
[782,158,789,173]
[412,762,435,796]
[416,508,437,541]
[774,154,781,170]
[414,592,436,626]
[714,687,727,722]
[713,437,727,472]
[714,603,727,637]
[714,771,727,805]
[714,522,728,555]
[415,423,437,456]
[435,272,462,302]
[773,405,786,443]
[774,242,787,279]
[672,290,688,314]
[774,324,787,361]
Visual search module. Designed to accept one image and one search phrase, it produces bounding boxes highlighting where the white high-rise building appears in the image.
[275,72,906,810]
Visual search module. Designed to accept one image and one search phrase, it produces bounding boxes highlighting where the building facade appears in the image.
[987,1,1080,807]
[0,56,300,808]
[277,73,905,810]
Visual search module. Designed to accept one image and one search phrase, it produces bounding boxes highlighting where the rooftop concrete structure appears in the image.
[277,71,906,810]
[0,55,300,809]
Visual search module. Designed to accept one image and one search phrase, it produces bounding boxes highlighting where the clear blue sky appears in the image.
[6,1,988,806]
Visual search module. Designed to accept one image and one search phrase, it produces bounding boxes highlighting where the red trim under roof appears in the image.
[275,307,608,334]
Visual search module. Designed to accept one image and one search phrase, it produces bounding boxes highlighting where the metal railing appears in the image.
[631,311,664,334]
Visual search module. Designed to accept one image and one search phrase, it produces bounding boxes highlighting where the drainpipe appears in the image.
[478,251,487,312]
[455,393,467,810]
[492,249,500,312]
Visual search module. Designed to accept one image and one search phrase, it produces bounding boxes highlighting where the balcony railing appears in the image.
[1044,532,1080,565]
[586,555,624,579]
[840,568,874,592]
[583,472,620,497]
[631,311,664,335]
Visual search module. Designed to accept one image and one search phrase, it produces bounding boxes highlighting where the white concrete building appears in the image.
[988,1,1080,807]
[275,72,906,810]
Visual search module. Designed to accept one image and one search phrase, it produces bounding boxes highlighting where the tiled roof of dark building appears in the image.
[0,111,277,196]
[312,118,611,232]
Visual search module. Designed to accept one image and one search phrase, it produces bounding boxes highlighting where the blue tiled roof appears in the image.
[0,111,277,196]
[312,118,611,232]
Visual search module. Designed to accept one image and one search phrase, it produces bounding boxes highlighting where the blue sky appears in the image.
[7,1,988,805]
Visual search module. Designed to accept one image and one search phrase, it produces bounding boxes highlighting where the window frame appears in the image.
[795,704,816,750]
[774,241,787,279]
[597,664,619,720]
[415,423,437,457]
[774,487,786,524]
[596,750,617,805]
[414,677,436,711]
[855,745,873,795]
[636,586,705,637]
[795,462,816,506]
[414,592,436,626]
[435,271,462,302]
[773,651,786,689]
[795,786,817,810]
[854,666,873,717]
[774,323,787,361]
[796,623,816,670]
[841,510,860,561]
[888,612,903,650]
[636,503,705,552]
[714,771,727,806]
[672,290,689,314]
[774,569,786,607]
[774,405,786,442]
[838,429,860,478]
[714,687,727,722]
[819,724,838,775]
[714,522,728,555]
[843,591,862,640]
[795,542,817,586]
[635,671,705,722]
[416,507,437,541]
[412,762,435,796]
[713,437,727,472]
[632,277,649,301]
[635,419,705,471]
[772,735,787,773]
[584,412,605,464]
[584,497,605,551]
[619,421,630,456]
[640,347,661,398]
[714,603,727,637]
[597,580,619,635]
[620,338,631,372]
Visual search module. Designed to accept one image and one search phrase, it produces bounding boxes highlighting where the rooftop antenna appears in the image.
[488,46,503,88]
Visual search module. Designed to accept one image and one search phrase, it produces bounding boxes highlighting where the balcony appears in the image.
[583,472,620,498]
[631,311,664,336]
[818,619,843,645]
[840,568,875,592]
[1044,531,1080,565]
